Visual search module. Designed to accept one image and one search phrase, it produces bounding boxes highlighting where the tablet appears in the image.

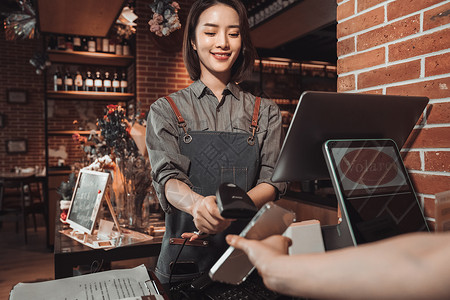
[322,139,429,246]
[209,202,296,285]
[66,169,110,235]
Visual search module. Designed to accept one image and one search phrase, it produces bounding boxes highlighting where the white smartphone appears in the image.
[209,201,296,285]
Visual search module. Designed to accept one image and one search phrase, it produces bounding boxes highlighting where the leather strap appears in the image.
[169,238,209,247]
[251,96,261,129]
[165,96,185,125]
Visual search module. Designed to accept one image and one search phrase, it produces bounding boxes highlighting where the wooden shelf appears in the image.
[47,50,134,67]
[48,130,100,136]
[46,90,134,101]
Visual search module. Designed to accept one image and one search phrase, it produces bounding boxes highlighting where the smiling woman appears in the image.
[145,0,287,285]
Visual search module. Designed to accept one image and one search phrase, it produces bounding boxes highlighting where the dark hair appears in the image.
[182,0,257,83]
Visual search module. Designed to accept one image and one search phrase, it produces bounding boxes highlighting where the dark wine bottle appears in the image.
[85,71,94,91]
[74,71,84,91]
[64,71,73,91]
[73,36,81,51]
[120,72,128,93]
[103,72,112,92]
[112,72,120,93]
[94,71,103,92]
[65,36,73,51]
[53,70,63,91]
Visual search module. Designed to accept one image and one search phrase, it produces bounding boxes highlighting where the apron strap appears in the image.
[165,96,192,144]
[248,96,261,145]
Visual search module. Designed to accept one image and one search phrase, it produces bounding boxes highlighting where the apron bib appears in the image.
[155,96,261,284]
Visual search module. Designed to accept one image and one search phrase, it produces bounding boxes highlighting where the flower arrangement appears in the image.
[97,104,139,159]
[148,0,181,37]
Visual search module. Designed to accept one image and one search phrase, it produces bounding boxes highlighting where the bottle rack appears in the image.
[44,43,136,173]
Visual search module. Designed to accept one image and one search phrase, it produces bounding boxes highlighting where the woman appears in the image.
[146,0,286,284]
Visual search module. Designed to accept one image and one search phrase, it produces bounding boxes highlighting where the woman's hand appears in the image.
[191,195,233,234]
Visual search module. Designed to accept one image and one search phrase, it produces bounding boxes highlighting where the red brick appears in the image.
[389,28,450,62]
[337,36,355,57]
[408,127,450,148]
[358,60,421,89]
[357,0,386,12]
[337,47,385,73]
[402,150,422,170]
[423,197,436,219]
[424,1,450,30]
[387,0,444,21]
[357,15,420,51]
[427,102,450,124]
[337,7,384,39]
[337,74,356,91]
[387,77,450,99]
[410,172,450,195]
[337,0,355,21]
[425,151,450,172]
[425,52,450,77]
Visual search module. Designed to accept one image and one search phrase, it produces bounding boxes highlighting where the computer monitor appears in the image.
[271,91,429,182]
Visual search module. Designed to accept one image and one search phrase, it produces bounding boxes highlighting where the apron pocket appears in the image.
[220,167,249,191]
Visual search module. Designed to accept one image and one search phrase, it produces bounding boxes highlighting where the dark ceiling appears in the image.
[255,22,337,64]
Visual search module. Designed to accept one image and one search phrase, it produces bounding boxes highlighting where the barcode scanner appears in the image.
[216,183,257,219]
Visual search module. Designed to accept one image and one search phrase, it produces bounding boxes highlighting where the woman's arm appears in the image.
[247,182,277,209]
[165,178,232,235]
[227,232,450,300]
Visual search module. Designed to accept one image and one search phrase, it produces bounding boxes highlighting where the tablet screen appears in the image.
[324,139,429,244]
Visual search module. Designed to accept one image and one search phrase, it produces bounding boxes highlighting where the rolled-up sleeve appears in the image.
[146,99,192,213]
[256,100,287,198]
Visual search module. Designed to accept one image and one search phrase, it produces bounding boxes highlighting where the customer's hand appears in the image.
[226,235,291,271]
[191,195,233,235]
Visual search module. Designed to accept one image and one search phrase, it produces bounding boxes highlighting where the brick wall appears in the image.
[336,0,450,227]
[0,29,45,172]
[135,0,193,110]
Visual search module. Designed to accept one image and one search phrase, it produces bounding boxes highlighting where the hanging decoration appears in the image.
[3,0,37,40]
[29,51,51,75]
[148,0,181,37]
[115,5,138,40]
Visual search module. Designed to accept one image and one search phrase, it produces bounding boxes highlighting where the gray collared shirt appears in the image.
[146,80,287,213]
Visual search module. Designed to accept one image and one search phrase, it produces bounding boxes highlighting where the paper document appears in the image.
[9,265,165,300]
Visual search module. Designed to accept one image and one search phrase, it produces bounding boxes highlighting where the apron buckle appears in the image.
[179,122,192,144]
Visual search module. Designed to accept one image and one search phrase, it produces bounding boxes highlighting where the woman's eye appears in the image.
[205,32,215,36]
[229,33,240,38]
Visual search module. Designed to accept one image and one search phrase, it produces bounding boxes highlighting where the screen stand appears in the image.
[320,140,355,251]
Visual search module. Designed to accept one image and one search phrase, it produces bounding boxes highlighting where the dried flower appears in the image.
[148,0,181,37]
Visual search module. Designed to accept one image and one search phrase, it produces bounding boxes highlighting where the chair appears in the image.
[0,175,48,244]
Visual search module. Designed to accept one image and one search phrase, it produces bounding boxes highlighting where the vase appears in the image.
[110,156,153,230]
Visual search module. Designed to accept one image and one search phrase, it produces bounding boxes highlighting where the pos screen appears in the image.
[323,139,429,245]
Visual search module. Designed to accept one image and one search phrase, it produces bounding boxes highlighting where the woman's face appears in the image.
[192,4,242,81]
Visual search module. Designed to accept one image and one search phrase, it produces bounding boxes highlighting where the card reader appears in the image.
[216,183,257,219]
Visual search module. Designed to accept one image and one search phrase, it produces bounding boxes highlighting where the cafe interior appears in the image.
[1,0,449,299]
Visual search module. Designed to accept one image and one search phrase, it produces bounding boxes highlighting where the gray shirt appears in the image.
[146,80,287,213]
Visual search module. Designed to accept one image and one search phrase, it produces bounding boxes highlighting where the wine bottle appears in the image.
[96,37,103,52]
[74,71,84,91]
[109,37,116,54]
[87,37,96,52]
[120,72,128,93]
[48,34,57,50]
[57,35,66,50]
[112,72,120,93]
[64,71,73,91]
[85,71,94,91]
[115,40,123,56]
[53,70,63,91]
[94,71,103,92]
[65,36,73,51]
[102,37,109,53]
[81,37,88,52]
[122,39,130,56]
[103,72,112,92]
[73,36,81,51]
